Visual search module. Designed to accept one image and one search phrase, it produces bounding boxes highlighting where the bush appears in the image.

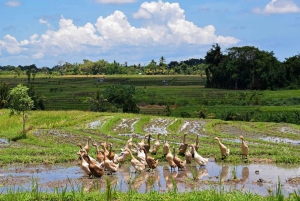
[181,111,191,118]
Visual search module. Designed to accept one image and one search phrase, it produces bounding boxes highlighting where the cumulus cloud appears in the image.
[0,0,239,65]
[5,0,21,7]
[253,0,300,14]
[94,0,137,4]
[0,35,23,54]
[133,8,153,19]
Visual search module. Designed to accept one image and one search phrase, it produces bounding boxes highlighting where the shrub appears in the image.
[181,111,191,118]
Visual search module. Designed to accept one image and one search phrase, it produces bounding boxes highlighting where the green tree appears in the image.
[85,90,112,112]
[26,69,31,83]
[164,104,172,116]
[0,81,10,108]
[9,84,34,137]
[28,84,45,110]
[283,54,300,88]
[205,43,224,88]
[103,85,140,113]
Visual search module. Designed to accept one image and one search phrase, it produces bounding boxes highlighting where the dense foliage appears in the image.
[205,45,300,90]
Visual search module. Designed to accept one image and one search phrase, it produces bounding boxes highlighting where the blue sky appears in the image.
[0,0,300,68]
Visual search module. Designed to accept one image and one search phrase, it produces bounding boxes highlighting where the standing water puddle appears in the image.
[0,138,9,145]
[0,162,299,196]
[113,118,140,133]
[86,117,110,129]
[144,118,176,134]
[259,136,300,145]
[179,120,207,136]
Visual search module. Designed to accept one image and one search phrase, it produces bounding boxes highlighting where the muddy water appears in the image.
[0,161,299,196]
[0,138,8,144]
[144,118,176,134]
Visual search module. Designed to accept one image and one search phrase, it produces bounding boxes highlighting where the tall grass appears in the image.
[1,179,300,201]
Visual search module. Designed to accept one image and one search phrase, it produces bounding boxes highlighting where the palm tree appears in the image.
[85,90,109,112]
[159,56,166,65]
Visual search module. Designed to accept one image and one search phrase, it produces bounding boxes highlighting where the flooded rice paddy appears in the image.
[0,161,300,196]
[1,117,300,196]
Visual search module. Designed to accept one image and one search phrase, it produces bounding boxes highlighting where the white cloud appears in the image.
[5,0,21,7]
[0,1,239,65]
[39,19,51,27]
[94,0,137,4]
[33,52,44,59]
[133,8,152,19]
[253,0,300,14]
[0,35,23,54]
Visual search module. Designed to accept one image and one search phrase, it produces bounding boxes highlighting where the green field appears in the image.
[1,74,300,124]
[1,109,300,164]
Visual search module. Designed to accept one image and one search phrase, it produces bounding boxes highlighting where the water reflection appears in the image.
[241,167,249,182]
[220,165,229,181]
[132,171,148,190]
[1,162,300,196]
[163,166,177,190]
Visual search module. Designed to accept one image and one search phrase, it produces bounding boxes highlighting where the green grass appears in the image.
[0,178,299,201]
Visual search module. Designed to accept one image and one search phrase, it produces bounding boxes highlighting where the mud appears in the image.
[217,124,300,145]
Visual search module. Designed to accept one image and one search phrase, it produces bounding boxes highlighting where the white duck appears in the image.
[103,153,119,174]
[190,144,208,166]
[113,149,130,164]
[77,151,92,177]
[134,144,147,165]
[126,148,145,173]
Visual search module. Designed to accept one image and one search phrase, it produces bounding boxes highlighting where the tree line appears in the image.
[205,44,300,90]
[0,57,206,77]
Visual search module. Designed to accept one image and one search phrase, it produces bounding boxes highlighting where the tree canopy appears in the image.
[205,44,297,90]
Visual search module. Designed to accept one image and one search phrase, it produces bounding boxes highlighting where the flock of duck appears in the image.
[76,133,249,178]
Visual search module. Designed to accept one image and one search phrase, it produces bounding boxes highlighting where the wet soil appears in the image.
[216,123,300,145]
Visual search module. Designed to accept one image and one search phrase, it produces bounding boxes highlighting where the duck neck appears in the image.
[102,145,108,153]
[94,145,99,154]
[128,150,134,159]
[105,136,108,146]
[167,146,171,154]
